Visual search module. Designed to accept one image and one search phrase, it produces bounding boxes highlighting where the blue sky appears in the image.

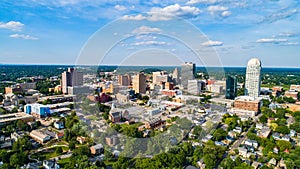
[0,0,299,67]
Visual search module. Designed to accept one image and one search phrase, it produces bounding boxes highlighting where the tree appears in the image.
[220,157,235,169]
[0,95,3,103]
[262,99,271,107]
[73,145,91,157]
[55,147,63,154]
[69,140,76,150]
[0,150,9,163]
[192,125,203,138]
[213,128,227,141]
[10,152,26,168]
[261,107,275,118]
[290,122,300,133]
[276,140,292,152]
[259,115,268,123]
[275,126,290,134]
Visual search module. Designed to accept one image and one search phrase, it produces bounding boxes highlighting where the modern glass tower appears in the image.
[226,75,237,100]
[245,58,262,98]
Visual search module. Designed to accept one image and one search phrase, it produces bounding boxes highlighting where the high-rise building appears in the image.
[132,73,147,94]
[61,68,83,94]
[172,67,179,85]
[226,75,237,100]
[118,74,131,86]
[245,58,261,98]
[181,62,196,89]
[188,80,202,95]
[152,72,162,84]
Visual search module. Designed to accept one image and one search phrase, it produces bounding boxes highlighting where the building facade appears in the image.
[132,73,147,94]
[188,80,202,95]
[181,62,196,89]
[61,68,83,94]
[118,74,131,86]
[226,75,237,100]
[245,58,262,98]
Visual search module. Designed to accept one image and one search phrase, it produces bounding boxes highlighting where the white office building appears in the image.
[188,80,202,95]
[245,58,261,98]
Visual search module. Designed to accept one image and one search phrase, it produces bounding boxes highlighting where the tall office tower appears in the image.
[172,67,179,85]
[245,58,262,98]
[132,73,147,94]
[118,74,131,86]
[188,80,202,95]
[62,68,84,94]
[152,71,162,84]
[226,75,237,100]
[181,62,196,89]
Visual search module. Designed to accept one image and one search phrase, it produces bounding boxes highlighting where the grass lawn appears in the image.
[31,147,65,161]
[120,122,144,129]
[261,84,291,91]
[58,157,72,167]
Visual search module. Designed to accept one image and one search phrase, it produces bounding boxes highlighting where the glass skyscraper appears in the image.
[226,75,237,100]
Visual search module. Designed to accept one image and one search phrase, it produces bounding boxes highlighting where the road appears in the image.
[214,112,263,168]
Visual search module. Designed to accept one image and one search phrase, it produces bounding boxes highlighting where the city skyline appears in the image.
[0,0,300,67]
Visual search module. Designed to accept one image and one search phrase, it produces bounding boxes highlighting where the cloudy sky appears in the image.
[0,0,299,67]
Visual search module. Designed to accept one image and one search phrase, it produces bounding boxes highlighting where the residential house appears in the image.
[43,160,60,169]
[90,144,104,155]
[54,121,64,129]
[106,135,119,146]
[77,136,87,144]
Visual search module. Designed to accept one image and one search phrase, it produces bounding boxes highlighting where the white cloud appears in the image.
[148,4,201,21]
[132,26,162,34]
[123,4,201,21]
[122,14,146,20]
[277,32,299,37]
[9,34,38,40]
[221,11,232,17]
[187,0,220,5]
[256,38,288,43]
[207,5,228,12]
[135,34,157,40]
[285,42,299,45]
[114,5,126,11]
[201,40,223,46]
[207,5,231,17]
[0,21,24,31]
[132,41,167,46]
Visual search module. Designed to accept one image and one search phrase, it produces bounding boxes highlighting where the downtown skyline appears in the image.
[0,0,300,67]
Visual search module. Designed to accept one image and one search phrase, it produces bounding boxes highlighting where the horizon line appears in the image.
[1,63,300,69]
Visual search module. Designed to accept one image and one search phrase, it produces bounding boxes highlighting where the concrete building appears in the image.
[29,130,51,143]
[290,85,300,91]
[61,68,83,94]
[207,85,223,94]
[181,62,196,89]
[234,96,262,112]
[147,108,161,116]
[285,90,298,100]
[172,67,180,85]
[132,73,147,94]
[245,58,262,98]
[118,74,131,86]
[25,104,51,118]
[0,113,34,126]
[188,80,202,95]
